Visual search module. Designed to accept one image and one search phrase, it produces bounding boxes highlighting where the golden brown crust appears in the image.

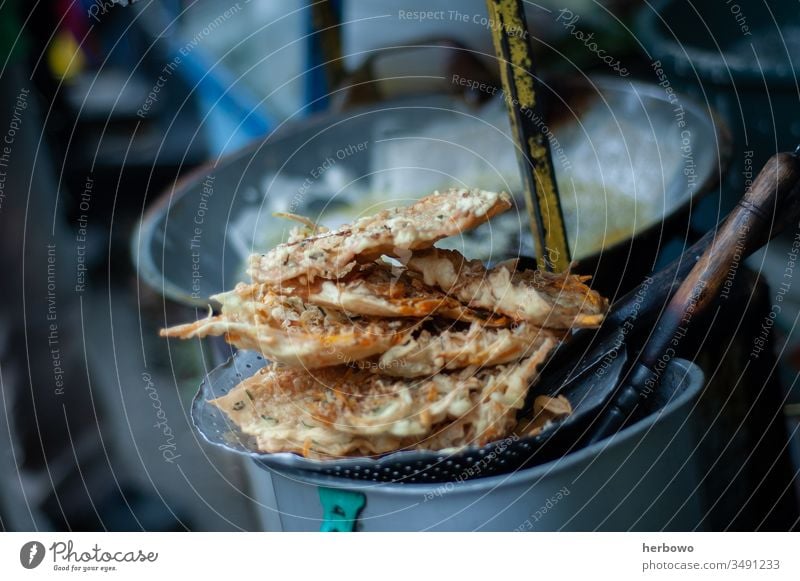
[160,285,414,368]
[210,343,555,458]
[247,188,513,284]
[374,322,558,378]
[405,247,607,329]
[278,262,512,327]
[515,395,573,438]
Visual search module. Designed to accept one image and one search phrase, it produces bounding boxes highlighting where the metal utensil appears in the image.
[527,148,800,456]
[532,149,800,435]
[522,150,800,434]
[485,0,570,271]
[587,149,800,444]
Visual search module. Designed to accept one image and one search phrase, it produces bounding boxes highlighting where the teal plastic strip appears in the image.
[318,487,366,532]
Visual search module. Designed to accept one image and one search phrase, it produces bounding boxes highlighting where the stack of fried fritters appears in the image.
[162,189,607,458]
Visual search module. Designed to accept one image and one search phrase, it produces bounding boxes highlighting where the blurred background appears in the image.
[0,0,798,531]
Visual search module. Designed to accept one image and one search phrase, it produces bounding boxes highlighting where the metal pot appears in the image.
[251,358,704,531]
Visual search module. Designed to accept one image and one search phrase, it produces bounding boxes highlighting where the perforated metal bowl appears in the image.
[192,349,703,485]
[191,350,540,483]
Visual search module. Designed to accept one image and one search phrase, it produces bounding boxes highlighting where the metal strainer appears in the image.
[192,350,565,483]
[191,348,691,484]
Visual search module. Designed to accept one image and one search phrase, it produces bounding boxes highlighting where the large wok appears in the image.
[134,75,730,306]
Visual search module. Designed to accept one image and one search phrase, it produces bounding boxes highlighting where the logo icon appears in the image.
[20,541,45,569]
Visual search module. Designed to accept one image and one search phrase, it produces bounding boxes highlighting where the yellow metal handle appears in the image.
[485,0,571,272]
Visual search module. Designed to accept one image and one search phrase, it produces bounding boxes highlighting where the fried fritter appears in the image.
[281,261,511,327]
[161,284,413,368]
[405,248,607,329]
[210,344,554,458]
[247,188,513,284]
[373,322,558,378]
[163,186,606,458]
[515,395,573,438]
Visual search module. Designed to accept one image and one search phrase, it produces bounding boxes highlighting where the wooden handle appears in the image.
[608,151,800,326]
[671,152,800,311]
[590,150,800,443]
